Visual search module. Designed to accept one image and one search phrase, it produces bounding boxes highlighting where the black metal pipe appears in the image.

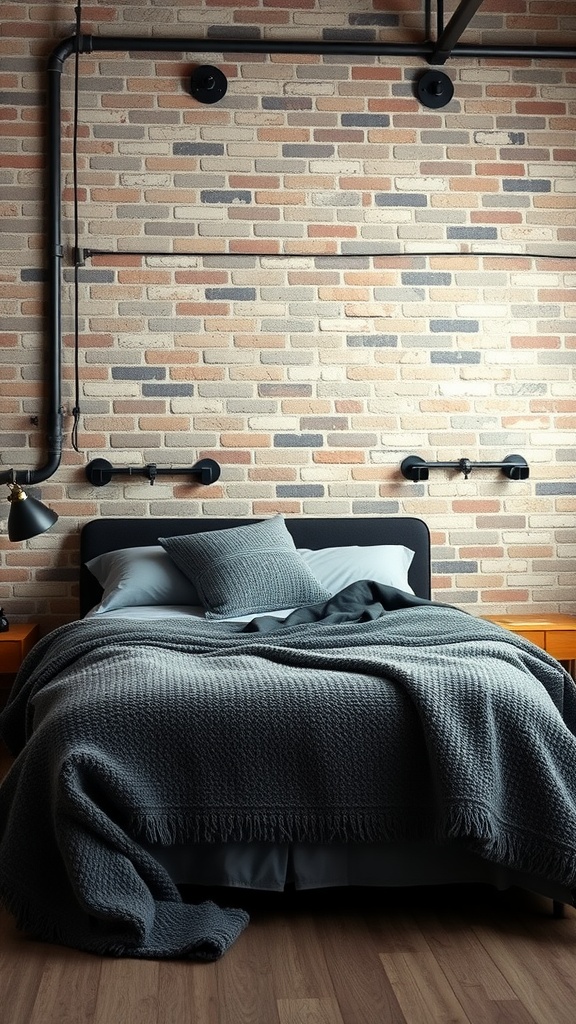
[81,33,576,61]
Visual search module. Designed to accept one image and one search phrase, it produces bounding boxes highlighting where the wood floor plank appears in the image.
[0,924,48,1024]
[473,915,576,1024]
[415,906,538,1024]
[271,911,337,1000]
[380,945,473,1024]
[92,958,160,1024]
[315,911,408,1024]
[26,947,102,1024]
[277,998,345,1024]
[215,911,280,1024]
[156,960,220,1024]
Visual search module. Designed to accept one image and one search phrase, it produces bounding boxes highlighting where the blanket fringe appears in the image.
[135,804,576,890]
[440,802,576,886]
[135,809,424,846]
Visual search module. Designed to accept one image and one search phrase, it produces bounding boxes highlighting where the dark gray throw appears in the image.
[1,592,576,959]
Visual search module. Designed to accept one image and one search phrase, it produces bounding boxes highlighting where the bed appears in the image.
[1,513,576,962]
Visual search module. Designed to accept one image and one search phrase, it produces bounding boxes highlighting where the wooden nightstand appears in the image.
[483,614,576,675]
[0,622,40,707]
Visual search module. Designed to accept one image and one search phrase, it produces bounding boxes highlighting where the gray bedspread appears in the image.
[1,595,576,959]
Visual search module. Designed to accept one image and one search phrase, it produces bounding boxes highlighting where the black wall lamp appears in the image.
[5,479,58,542]
[401,454,529,483]
[85,458,221,487]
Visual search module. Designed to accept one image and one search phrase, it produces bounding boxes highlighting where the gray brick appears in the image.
[141,384,193,397]
[341,114,391,127]
[432,560,478,574]
[482,195,530,208]
[420,131,469,144]
[401,272,452,286]
[173,142,225,156]
[66,270,115,283]
[352,501,400,515]
[142,222,194,234]
[323,28,376,40]
[282,145,335,158]
[201,190,252,204]
[20,269,47,282]
[512,70,563,83]
[296,66,349,81]
[174,174,226,187]
[207,24,260,37]
[260,384,313,397]
[261,318,314,332]
[118,204,169,219]
[148,318,200,332]
[447,227,498,240]
[327,432,377,447]
[347,334,398,347]
[375,193,427,207]
[0,91,43,105]
[300,417,348,430]
[430,321,479,333]
[205,288,256,301]
[93,126,145,140]
[276,485,325,497]
[431,590,478,604]
[112,367,166,380]
[503,179,551,192]
[274,434,323,447]
[535,483,576,495]
[431,351,481,362]
[262,97,313,110]
[227,400,278,414]
[496,117,546,129]
[260,351,313,365]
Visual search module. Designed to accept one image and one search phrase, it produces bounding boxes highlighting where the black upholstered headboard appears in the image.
[79,516,431,618]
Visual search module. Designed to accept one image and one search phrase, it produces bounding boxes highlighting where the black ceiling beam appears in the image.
[428,0,486,65]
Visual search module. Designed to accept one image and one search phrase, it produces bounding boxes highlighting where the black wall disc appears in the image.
[189,65,228,104]
[417,71,454,108]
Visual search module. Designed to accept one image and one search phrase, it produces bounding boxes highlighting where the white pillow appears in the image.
[298,545,415,596]
[86,546,200,613]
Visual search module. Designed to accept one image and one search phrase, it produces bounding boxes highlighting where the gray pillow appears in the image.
[159,515,331,620]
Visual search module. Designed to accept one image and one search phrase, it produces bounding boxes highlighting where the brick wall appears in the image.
[1,2,575,631]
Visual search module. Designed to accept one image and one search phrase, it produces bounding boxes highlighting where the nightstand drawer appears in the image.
[0,623,40,675]
[513,630,546,650]
[546,632,576,661]
[1,641,30,674]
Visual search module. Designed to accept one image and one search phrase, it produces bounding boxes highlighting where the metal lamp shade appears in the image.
[7,485,58,541]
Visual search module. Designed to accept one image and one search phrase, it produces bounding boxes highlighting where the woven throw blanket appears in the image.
[1,594,576,959]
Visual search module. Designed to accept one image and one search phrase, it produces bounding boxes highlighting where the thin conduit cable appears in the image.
[71,0,82,453]
[79,249,576,262]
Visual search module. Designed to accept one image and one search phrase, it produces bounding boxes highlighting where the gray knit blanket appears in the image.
[1,598,576,959]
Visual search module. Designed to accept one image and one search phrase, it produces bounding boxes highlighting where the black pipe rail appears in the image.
[401,455,529,482]
[85,457,221,487]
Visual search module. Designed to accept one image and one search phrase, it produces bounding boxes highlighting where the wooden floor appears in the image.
[2,878,576,1023]
[2,746,576,1024]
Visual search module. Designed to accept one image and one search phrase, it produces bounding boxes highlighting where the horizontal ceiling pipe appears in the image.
[77,33,576,61]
